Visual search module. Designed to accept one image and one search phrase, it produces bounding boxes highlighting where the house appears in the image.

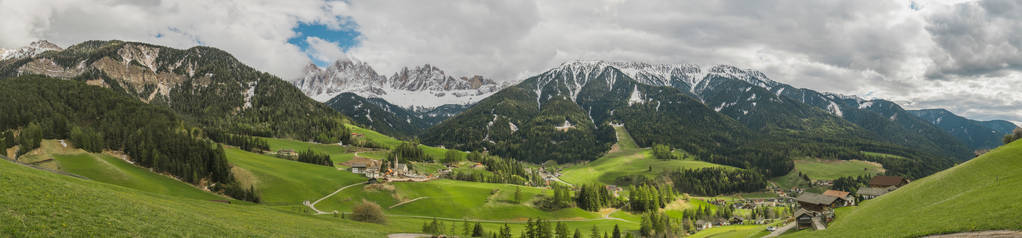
[729,216,745,225]
[822,190,855,206]
[349,163,368,174]
[796,192,839,212]
[694,220,712,230]
[869,176,909,188]
[856,186,896,200]
[794,209,816,230]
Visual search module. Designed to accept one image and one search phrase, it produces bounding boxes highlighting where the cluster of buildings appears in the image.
[793,175,909,230]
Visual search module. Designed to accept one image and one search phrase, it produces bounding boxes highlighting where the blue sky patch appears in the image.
[289,21,361,66]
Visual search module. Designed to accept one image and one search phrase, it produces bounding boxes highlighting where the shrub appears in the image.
[351,200,386,224]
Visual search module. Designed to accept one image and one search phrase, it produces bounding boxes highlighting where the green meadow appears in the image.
[560,126,732,185]
[787,140,1022,237]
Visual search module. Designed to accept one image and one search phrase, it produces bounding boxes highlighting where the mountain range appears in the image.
[293,59,505,108]
[908,109,1019,151]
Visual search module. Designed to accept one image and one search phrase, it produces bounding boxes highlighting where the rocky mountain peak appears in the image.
[1,40,64,61]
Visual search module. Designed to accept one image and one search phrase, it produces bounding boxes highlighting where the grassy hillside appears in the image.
[223,147,365,207]
[0,159,388,237]
[792,158,883,180]
[689,224,768,238]
[262,137,359,166]
[16,140,223,201]
[320,179,598,220]
[348,124,455,160]
[787,140,1022,237]
[560,126,732,185]
[53,153,224,201]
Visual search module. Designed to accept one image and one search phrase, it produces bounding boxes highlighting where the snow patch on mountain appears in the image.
[827,101,843,117]
[628,85,646,106]
[0,40,62,61]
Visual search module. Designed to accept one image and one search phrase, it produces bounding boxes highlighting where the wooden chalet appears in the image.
[822,190,855,207]
[796,192,839,212]
[856,186,896,200]
[794,209,815,230]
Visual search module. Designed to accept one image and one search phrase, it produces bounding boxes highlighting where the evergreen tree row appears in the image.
[667,168,766,196]
[297,149,333,167]
[627,184,676,213]
[205,129,269,152]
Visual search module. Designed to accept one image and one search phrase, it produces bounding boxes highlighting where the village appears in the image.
[271,131,914,237]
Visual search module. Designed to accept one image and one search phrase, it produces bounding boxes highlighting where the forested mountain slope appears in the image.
[0,40,349,143]
[908,108,1019,150]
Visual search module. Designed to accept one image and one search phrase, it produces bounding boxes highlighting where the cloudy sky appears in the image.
[1,0,1019,124]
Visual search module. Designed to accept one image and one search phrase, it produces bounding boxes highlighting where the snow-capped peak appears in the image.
[1,40,63,61]
[292,58,504,109]
[704,65,779,89]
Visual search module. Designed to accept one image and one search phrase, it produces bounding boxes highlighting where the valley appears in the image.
[1,39,1019,238]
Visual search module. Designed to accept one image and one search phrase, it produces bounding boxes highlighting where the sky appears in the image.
[0,0,1020,124]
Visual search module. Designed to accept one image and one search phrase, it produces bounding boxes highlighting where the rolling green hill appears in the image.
[560,126,733,185]
[223,147,366,207]
[0,158,387,237]
[14,139,223,201]
[787,140,1022,237]
[53,153,224,201]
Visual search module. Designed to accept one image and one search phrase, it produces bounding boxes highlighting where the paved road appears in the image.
[305,181,367,214]
[763,222,796,238]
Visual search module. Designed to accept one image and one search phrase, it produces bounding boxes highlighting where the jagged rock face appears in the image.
[7,41,214,103]
[292,59,504,108]
[292,59,387,101]
[0,40,63,61]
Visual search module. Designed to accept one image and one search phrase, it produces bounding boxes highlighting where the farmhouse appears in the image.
[822,189,855,207]
[856,186,896,200]
[695,220,712,230]
[349,163,367,174]
[794,209,815,230]
[796,192,839,212]
[869,175,909,188]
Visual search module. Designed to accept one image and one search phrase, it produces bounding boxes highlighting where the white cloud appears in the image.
[0,0,340,79]
[1,0,1020,122]
[303,36,346,64]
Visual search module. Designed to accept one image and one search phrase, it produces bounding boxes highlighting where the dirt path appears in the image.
[305,181,367,214]
[389,197,429,209]
[922,230,1022,238]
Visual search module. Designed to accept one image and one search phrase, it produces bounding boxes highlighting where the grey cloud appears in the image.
[925,0,1022,79]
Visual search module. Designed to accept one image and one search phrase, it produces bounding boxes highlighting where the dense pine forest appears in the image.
[0,76,256,201]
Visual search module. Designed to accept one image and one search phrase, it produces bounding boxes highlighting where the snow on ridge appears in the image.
[827,101,843,117]
[628,85,646,106]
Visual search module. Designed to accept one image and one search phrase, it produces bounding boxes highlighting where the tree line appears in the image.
[205,128,269,152]
[667,168,766,196]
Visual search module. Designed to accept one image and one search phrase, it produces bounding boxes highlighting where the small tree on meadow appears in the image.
[351,200,386,224]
